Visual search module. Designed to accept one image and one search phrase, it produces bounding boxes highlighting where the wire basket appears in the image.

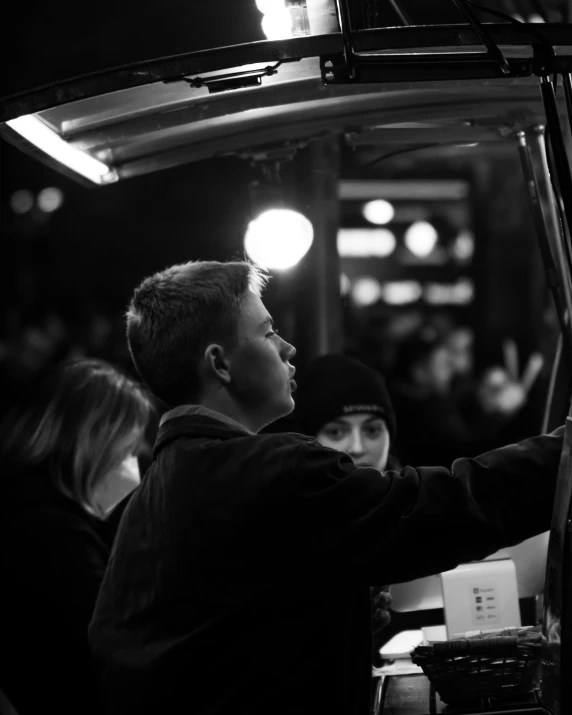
[410,626,542,705]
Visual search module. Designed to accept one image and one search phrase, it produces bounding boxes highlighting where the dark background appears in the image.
[0,0,569,411]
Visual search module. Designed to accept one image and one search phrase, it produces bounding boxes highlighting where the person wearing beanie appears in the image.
[294,353,397,472]
[294,353,398,663]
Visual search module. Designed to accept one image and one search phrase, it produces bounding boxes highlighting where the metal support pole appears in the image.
[517,128,572,431]
[334,0,356,78]
[539,76,572,244]
[562,72,572,139]
[516,129,571,341]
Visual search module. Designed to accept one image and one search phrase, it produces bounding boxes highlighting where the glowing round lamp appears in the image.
[352,277,382,306]
[244,208,313,270]
[362,199,395,225]
[404,221,438,258]
[37,187,64,213]
[261,8,293,39]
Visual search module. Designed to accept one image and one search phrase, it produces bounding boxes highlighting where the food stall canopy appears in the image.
[1,23,572,185]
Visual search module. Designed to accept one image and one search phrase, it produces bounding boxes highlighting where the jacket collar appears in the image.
[153,410,253,460]
[160,404,254,435]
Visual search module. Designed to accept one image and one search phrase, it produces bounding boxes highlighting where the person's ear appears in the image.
[203,344,231,385]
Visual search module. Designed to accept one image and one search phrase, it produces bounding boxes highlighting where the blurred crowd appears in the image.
[347,310,548,467]
[0,305,549,469]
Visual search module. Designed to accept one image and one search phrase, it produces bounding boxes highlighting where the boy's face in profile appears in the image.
[226,291,297,432]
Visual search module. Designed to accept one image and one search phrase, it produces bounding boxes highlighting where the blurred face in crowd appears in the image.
[447,328,474,378]
[316,413,390,471]
[227,291,297,431]
[413,344,454,395]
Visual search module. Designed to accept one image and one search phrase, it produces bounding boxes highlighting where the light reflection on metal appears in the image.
[6,115,115,185]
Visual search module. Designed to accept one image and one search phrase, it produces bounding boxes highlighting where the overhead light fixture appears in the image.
[244,208,313,270]
[362,199,395,225]
[260,7,293,39]
[256,0,313,38]
[6,115,116,185]
[404,221,438,258]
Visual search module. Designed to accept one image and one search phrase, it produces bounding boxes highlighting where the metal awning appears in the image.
[1,23,572,185]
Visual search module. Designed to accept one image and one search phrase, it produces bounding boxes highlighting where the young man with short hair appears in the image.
[89,259,563,715]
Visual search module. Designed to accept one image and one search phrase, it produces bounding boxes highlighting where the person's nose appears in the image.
[281,337,296,362]
[347,428,365,457]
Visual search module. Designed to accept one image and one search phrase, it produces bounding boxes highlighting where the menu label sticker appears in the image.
[470,585,500,625]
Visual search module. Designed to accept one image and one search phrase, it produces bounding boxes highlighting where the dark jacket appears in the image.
[0,470,110,715]
[89,414,564,715]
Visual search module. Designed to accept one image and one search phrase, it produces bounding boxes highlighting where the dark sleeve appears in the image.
[287,426,564,586]
[5,508,109,639]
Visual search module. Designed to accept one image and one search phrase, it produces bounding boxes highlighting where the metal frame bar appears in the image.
[517,127,572,433]
[450,0,511,74]
[2,24,572,121]
[516,129,572,344]
[539,74,572,246]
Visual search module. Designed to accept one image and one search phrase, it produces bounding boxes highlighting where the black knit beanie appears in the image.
[294,354,397,442]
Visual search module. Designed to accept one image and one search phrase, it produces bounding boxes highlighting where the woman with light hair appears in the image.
[0,359,151,715]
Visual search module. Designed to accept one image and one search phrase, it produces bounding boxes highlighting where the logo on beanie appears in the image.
[342,404,385,415]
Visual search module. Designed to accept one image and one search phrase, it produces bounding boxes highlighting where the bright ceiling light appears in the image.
[7,115,116,185]
[37,187,64,213]
[404,221,438,258]
[244,208,313,270]
[255,0,285,12]
[337,228,396,258]
[352,277,382,306]
[362,199,395,225]
[261,8,293,39]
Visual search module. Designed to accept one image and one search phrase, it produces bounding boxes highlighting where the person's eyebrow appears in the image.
[260,317,274,329]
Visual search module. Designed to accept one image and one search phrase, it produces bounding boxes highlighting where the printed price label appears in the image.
[470,585,500,626]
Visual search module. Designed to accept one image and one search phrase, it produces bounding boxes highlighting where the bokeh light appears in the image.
[404,220,438,258]
[362,199,395,225]
[10,189,34,215]
[37,187,64,213]
[351,277,382,306]
[244,208,313,270]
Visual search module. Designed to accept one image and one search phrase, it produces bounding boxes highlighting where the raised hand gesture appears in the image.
[477,338,544,416]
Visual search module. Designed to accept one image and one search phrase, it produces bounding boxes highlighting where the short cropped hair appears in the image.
[0,359,151,516]
[126,260,268,406]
